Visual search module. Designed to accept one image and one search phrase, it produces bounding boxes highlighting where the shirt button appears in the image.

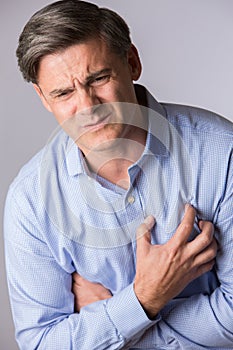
[127,195,135,204]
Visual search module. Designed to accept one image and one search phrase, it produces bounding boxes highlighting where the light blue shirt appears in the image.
[4,85,233,349]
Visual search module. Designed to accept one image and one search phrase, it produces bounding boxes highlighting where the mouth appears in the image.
[84,113,112,132]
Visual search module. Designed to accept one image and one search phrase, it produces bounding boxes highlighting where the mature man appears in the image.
[4,1,233,349]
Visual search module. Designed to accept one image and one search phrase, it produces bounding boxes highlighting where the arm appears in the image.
[74,203,232,350]
[159,153,233,348]
[72,206,218,349]
[4,189,158,350]
[134,209,216,319]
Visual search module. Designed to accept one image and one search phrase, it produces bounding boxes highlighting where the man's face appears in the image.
[34,38,142,154]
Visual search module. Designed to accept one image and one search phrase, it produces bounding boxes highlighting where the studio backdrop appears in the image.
[1,1,232,348]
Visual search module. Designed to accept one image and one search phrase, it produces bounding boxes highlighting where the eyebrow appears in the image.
[49,87,74,98]
[49,68,112,97]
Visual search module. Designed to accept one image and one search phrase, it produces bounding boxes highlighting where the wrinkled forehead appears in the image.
[37,39,121,84]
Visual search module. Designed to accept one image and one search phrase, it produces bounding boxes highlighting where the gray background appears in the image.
[1,1,233,348]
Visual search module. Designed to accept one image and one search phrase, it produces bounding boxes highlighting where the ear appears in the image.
[33,84,52,113]
[127,44,142,81]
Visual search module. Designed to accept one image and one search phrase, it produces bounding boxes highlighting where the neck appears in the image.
[84,126,147,189]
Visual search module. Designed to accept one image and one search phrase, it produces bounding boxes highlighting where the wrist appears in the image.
[133,282,161,320]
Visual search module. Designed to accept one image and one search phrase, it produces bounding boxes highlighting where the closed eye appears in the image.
[56,89,74,99]
[90,75,110,87]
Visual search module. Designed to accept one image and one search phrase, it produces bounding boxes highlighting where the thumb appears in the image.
[136,215,155,256]
[72,272,82,283]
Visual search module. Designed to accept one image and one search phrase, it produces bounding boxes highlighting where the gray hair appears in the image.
[16,0,132,84]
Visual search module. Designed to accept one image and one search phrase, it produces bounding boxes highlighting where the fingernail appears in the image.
[143,215,155,229]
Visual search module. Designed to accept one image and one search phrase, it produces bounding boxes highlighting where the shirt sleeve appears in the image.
[160,150,233,348]
[4,187,159,350]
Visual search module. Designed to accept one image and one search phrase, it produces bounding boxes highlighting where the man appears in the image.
[4,1,232,349]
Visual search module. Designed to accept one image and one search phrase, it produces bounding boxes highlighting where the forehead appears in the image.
[37,39,120,84]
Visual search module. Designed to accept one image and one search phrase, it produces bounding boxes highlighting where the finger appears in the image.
[72,272,84,285]
[192,234,217,267]
[144,215,155,231]
[72,272,79,280]
[136,215,155,239]
[199,220,214,236]
[194,259,215,280]
[170,204,196,245]
[189,221,214,253]
[136,216,155,256]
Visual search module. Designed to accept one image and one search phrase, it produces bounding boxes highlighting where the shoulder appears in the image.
[7,149,43,202]
[162,103,233,137]
[6,130,70,206]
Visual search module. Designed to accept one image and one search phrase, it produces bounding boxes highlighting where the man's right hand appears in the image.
[134,204,217,319]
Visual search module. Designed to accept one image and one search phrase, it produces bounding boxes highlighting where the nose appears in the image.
[76,86,100,116]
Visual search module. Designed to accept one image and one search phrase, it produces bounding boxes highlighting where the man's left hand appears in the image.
[72,272,112,312]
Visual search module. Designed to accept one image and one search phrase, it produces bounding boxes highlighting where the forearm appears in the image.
[160,288,233,348]
[11,282,157,350]
[5,237,156,350]
[30,301,125,350]
[4,191,161,349]
[122,283,233,350]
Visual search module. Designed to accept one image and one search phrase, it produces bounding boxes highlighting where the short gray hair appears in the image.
[16,0,132,84]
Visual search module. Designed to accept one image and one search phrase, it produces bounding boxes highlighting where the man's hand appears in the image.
[72,273,112,312]
[134,205,217,319]
[72,205,217,316]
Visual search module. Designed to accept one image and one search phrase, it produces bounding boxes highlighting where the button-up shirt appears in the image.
[4,85,233,349]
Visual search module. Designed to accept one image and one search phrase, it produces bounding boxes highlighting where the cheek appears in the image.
[97,79,127,102]
[112,82,136,104]
[52,101,78,125]
[95,85,116,104]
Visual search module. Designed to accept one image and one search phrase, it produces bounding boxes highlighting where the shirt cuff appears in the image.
[105,282,161,340]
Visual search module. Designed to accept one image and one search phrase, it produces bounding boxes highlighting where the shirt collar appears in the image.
[66,84,169,176]
[66,138,88,176]
[134,84,169,158]
[134,84,166,119]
